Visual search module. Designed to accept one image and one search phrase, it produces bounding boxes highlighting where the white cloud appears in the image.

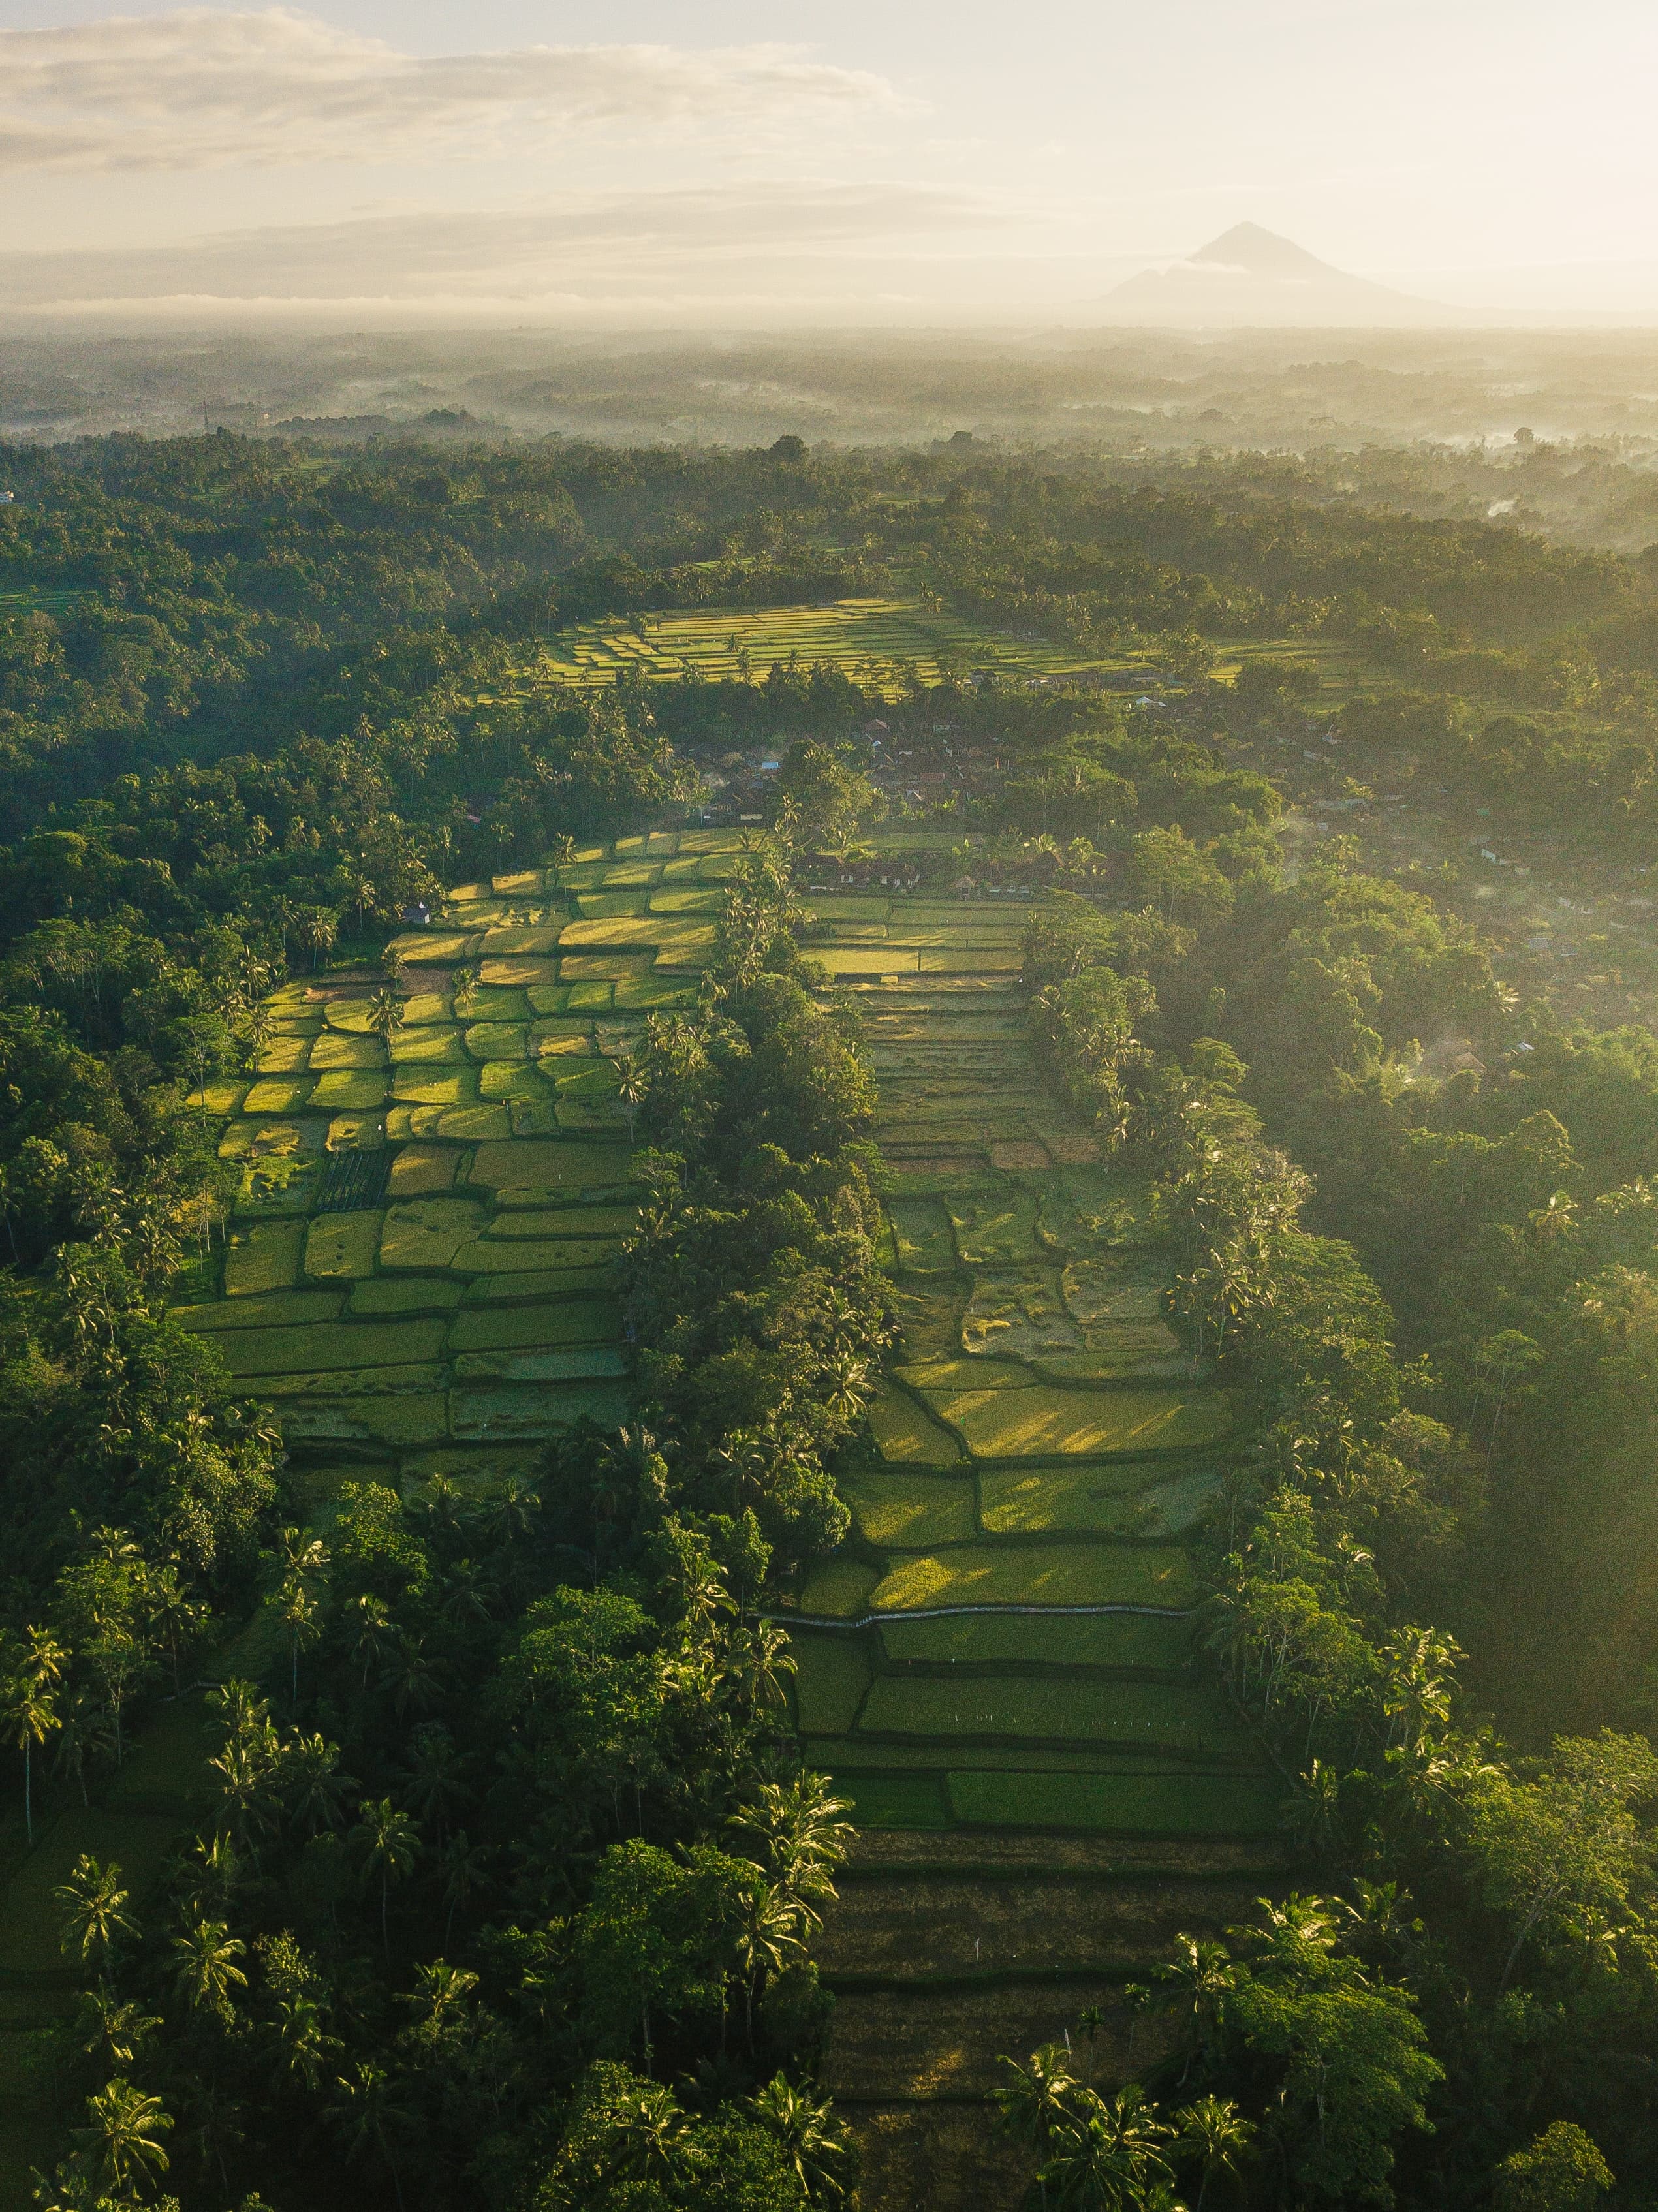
[0,8,909,172]
[0,183,1021,321]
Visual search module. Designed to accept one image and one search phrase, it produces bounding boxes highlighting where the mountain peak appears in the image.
[1095,223,1456,327]
[1192,223,1339,276]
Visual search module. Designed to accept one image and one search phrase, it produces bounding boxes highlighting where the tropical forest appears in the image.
[2,423,1658,2212]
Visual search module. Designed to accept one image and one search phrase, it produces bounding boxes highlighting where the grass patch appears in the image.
[304,1211,386,1281]
[452,1347,629,1382]
[448,1381,629,1439]
[866,1543,1198,1612]
[460,1268,612,1304]
[390,1027,467,1067]
[309,1033,386,1072]
[224,1221,306,1296]
[1062,1256,1171,1329]
[856,1676,1243,1756]
[260,1365,446,1397]
[392,1067,479,1108]
[310,1071,390,1112]
[878,1612,1195,1670]
[439,1104,513,1141]
[177,1290,345,1332]
[387,1145,465,1196]
[480,957,561,988]
[796,1557,884,1619]
[284,1394,450,1448]
[465,1022,530,1059]
[379,1198,489,1270]
[946,1770,1282,1836]
[450,1237,618,1275]
[946,1191,1042,1267]
[349,1278,464,1316]
[243,1078,316,1115]
[922,1383,1236,1461]
[214,1318,448,1375]
[484,1063,556,1106]
[840,1467,978,1548]
[890,1283,969,1362]
[978,1463,1225,1538]
[790,1632,873,1734]
[446,1299,622,1352]
[894,1356,1029,1393]
[467,1140,634,1189]
[868,1382,966,1466]
[962,1268,1083,1360]
[828,1771,952,1830]
[887,1198,958,1273]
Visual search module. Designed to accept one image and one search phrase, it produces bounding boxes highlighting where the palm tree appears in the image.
[143,1566,204,1695]
[283,1732,356,1837]
[278,1578,322,1703]
[439,1829,495,1948]
[352,1798,420,1957]
[180,2081,247,2196]
[1173,2095,1253,2209]
[749,2075,855,2204]
[616,1059,648,1137]
[72,2079,172,2197]
[55,1856,136,1985]
[450,962,481,1016]
[1150,1935,1235,2076]
[606,2080,693,2190]
[172,1916,248,2019]
[332,2059,416,2212]
[368,984,407,1050]
[80,1990,161,2072]
[350,1593,396,1689]
[995,2044,1084,2207]
[297,908,339,973]
[53,1694,114,1807]
[398,1723,468,1845]
[242,1001,275,1070]
[25,1623,67,1696]
[735,1877,806,2048]
[277,1989,337,2092]
[1,1668,59,1846]
[386,1632,441,1721]
[1042,2086,1174,2212]
[728,1773,854,1914]
[407,1958,478,2031]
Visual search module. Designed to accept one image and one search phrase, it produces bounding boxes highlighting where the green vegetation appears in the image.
[2,421,1658,2209]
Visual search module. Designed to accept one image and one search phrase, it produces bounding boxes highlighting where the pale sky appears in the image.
[3,0,1658,322]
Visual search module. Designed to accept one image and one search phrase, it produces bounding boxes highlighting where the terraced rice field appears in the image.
[153,824,1283,2212]
[779,919,1276,1839]
[172,828,757,1497]
[533,596,1151,694]
[776,856,1287,2209]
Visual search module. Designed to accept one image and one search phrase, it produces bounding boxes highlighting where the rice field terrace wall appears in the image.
[775,857,1279,1848]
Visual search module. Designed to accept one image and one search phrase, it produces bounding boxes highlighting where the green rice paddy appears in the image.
[779,849,1275,1843]
[171,832,753,1492]
[535,595,1155,696]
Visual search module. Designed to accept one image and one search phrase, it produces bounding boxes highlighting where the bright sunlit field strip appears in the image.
[535,596,1150,693]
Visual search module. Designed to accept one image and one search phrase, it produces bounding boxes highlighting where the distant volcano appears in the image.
[1096,223,1458,326]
